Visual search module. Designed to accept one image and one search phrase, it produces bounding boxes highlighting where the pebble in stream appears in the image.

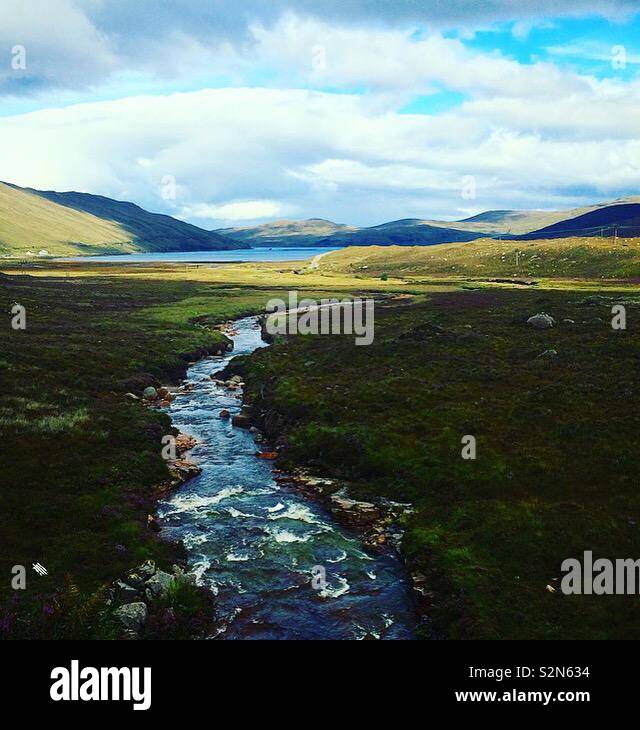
[158,316,417,640]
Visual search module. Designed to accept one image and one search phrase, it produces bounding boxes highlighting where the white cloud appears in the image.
[180,200,287,222]
[1,1,637,95]
[249,14,586,98]
[1,85,639,226]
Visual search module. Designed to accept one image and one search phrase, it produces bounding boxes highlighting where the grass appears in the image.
[0,271,312,637]
[318,237,640,280]
[0,182,240,257]
[2,250,640,639]
[231,287,640,639]
[0,182,135,257]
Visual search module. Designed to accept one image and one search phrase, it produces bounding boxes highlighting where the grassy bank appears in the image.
[3,255,640,639]
[318,237,640,280]
[231,288,640,639]
[0,271,305,637]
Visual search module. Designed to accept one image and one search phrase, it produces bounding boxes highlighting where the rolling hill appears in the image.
[217,218,357,247]
[316,236,640,280]
[220,195,640,249]
[317,218,480,247]
[0,182,242,257]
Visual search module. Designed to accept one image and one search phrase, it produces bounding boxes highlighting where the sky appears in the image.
[0,0,639,228]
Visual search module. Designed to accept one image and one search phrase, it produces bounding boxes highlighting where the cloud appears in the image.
[1,85,638,226]
[0,0,117,94]
[180,200,288,223]
[249,15,586,98]
[1,1,637,95]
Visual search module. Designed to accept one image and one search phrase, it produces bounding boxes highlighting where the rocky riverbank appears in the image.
[108,559,214,640]
[106,327,242,639]
[214,355,427,627]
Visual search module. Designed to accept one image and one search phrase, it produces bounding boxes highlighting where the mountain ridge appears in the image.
[0,182,242,257]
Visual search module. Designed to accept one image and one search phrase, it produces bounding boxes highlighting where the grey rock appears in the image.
[113,580,140,602]
[138,560,156,580]
[144,570,174,600]
[124,560,156,589]
[527,313,555,329]
[114,602,147,634]
[330,495,382,526]
[142,386,158,400]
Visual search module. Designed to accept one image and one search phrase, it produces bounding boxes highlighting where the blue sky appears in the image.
[0,0,639,227]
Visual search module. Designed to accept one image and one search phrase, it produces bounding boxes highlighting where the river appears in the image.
[157,316,417,640]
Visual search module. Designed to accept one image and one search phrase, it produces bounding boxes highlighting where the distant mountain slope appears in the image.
[425,209,570,236]
[0,182,242,257]
[218,218,357,247]
[515,202,640,240]
[318,219,479,247]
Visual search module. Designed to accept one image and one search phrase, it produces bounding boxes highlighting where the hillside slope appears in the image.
[0,182,242,257]
[218,218,358,247]
[515,202,640,239]
[317,236,640,279]
[318,219,479,247]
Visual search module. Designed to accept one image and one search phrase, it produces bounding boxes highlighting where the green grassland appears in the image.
[233,287,640,639]
[2,247,640,639]
[0,272,300,637]
[318,237,640,280]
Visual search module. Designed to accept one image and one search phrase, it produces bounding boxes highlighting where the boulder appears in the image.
[144,570,174,601]
[220,409,231,420]
[330,495,382,527]
[125,393,140,401]
[232,414,252,429]
[175,434,198,453]
[114,602,147,634]
[124,560,156,589]
[113,580,140,603]
[169,460,202,480]
[143,386,158,400]
[527,313,555,329]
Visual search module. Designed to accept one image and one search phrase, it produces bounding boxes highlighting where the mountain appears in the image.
[326,197,640,246]
[513,201,640,240]
[217,218,358,247]
[0,182,242,257]
[317,219,479,247]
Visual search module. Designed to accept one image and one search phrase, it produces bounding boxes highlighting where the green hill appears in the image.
[317,236,640,279]
[218,218,358,247]
[0,182,242,257]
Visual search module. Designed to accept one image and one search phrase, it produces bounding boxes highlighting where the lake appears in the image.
[63,247,341,263]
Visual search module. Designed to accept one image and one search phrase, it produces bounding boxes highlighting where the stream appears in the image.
[157,316,417,639]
